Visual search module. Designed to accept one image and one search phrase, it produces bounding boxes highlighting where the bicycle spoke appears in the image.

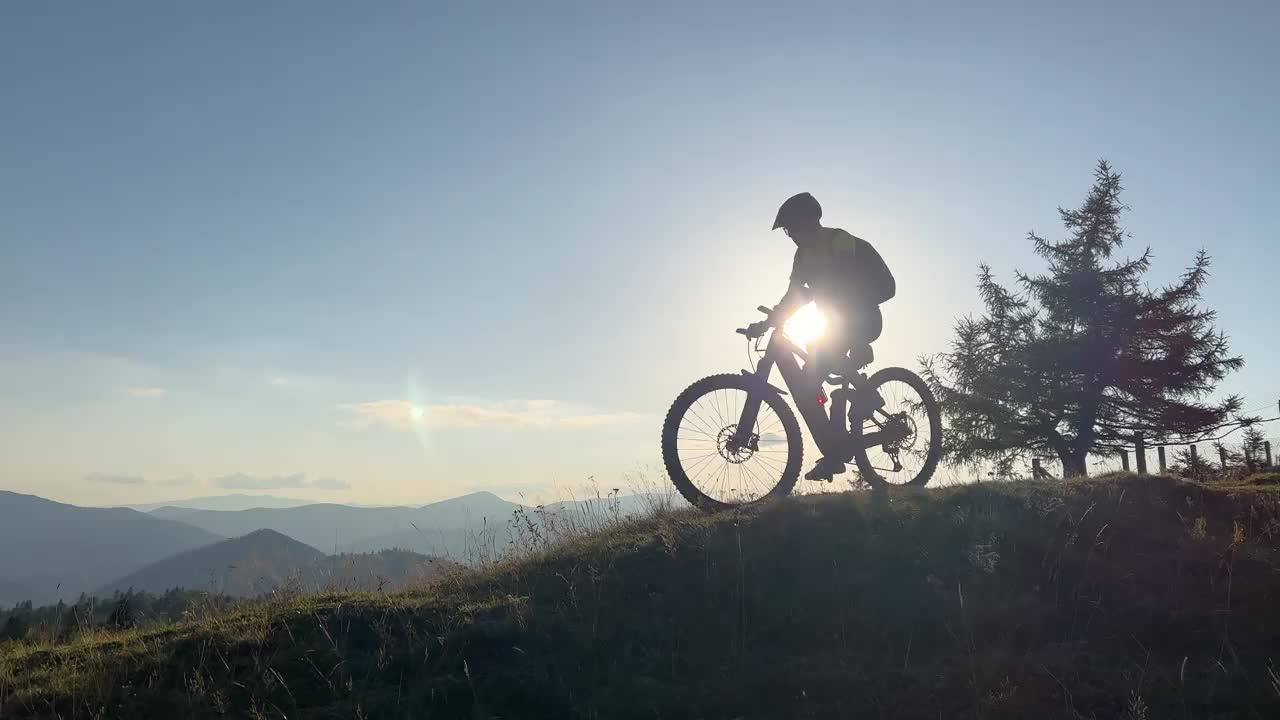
[670,382,801,505]
[857,379,934,486]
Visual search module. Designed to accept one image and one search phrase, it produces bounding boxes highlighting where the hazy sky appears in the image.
[3,1,1277,507]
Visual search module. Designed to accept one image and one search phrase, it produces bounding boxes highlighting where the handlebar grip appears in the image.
[735,328,749,336]
[757,305,773,315]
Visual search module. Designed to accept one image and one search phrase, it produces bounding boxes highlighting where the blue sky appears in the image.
[3,1,1277,506]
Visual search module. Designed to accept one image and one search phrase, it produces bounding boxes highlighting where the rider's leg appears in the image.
[804,316,850,481]
[847,306,885,419]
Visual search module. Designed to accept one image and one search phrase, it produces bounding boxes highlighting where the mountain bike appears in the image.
[661,305,942,511]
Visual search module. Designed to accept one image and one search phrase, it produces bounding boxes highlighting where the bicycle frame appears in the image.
[732,329,897,461]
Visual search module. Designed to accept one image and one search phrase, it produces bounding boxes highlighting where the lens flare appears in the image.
[405,374,433,451]
[782,302,827,347]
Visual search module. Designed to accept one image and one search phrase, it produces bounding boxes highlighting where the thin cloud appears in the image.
[338,400,416,429]
[88,473,146,485]
[156,476,194,487]
[338,399,646,431]
[269,375,312,391]
[213,473,348,491]
[214,473,309,490]
[125,386,167,399]
[311,477,351,490]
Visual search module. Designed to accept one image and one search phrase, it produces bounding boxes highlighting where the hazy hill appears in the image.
[98,530,462,598]
[0,491,223,605]
[309,549,462,593]
[134,494,405,513]
[153,491,526,556]
[7,475,1280,718]
[152,491,668,559]
[0,579,34,609]
[132,494,320,513]
[98,529,327,598]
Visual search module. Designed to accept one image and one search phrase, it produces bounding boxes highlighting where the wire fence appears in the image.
[1027,414,1280,480]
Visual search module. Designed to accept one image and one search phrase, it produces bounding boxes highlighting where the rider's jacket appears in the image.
[788,227,896,309]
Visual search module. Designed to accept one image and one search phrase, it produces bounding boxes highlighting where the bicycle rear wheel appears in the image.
[849,367,942,490]
[661,373,803,511]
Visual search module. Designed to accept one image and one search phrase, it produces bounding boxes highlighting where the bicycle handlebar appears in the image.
[734,305,779,339]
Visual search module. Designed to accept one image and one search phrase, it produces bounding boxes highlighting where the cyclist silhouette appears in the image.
[748,191,896,480]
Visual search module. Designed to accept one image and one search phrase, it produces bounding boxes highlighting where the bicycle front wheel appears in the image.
[661,373,803,511]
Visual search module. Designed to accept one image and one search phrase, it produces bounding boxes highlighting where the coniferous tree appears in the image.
[926,161,1246,476]
[1241,425,1268,469]
[106,591,137,630]
[1172,446,1213,479]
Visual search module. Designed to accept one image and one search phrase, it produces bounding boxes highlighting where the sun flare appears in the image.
[782,302,827,347]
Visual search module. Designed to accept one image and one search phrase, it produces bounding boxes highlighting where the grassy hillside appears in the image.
[3,475,1280,719]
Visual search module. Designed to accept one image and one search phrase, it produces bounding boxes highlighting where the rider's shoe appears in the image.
[804,455,846,482]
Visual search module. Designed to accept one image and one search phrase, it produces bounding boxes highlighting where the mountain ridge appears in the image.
[97,528,459,598]
[0,491,224,604]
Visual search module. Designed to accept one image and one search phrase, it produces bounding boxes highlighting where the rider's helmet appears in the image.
[772,192,822,230]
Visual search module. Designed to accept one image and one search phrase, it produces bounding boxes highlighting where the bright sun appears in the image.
[782,302,827,347]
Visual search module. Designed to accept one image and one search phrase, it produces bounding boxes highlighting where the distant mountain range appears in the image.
[127,494,400,513]
[97,529,461,598]
[99,529,325,597]
[0,491,223,605]
[146,491,529,556]
[149,492,667,558]
[0,488,670,608]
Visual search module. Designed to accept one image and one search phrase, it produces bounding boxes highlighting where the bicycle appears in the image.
[661,305,943,511]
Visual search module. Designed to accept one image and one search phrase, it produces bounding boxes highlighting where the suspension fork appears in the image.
[731,355,776,446]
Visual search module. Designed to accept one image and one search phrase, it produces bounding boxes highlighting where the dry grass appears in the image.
[5,474,1280,718]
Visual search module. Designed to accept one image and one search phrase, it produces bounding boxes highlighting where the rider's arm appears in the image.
[772,250,811,323]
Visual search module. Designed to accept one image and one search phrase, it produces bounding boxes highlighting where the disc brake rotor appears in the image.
[716,424,758,464]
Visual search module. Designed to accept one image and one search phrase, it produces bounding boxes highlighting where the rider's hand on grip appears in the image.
[745,320,770,339]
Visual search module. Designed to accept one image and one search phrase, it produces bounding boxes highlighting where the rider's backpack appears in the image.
[854,235,895,305]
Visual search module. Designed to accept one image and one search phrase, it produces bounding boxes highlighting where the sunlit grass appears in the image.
[6,474,1280,717]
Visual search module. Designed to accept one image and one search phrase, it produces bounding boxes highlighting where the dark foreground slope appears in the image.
[3,475,1280,719]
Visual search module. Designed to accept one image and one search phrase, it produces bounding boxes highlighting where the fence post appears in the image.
[1032,458,1042,480]
[1120,450,1130,472]
[1220,445,1228,469]
[1267,441,1274,468]
[1158,445,1167,474]
[1190,444,1198,466]
[1135,435,1147,475]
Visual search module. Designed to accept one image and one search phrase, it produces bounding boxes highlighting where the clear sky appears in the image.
[3,1,1277,507]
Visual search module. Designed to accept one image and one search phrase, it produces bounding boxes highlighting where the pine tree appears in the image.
[1172,446,1212,479]
[1241,424,1268,469]
[1213,440,1246,471]
[925,161,1246,477]
[0,612,30,642]
[106,591,137,630]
